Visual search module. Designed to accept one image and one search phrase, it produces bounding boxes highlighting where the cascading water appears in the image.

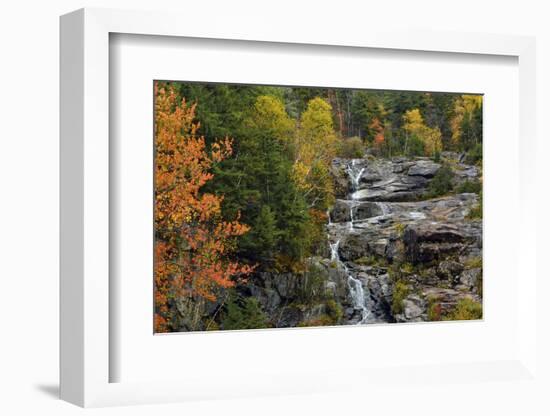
[325,158,375,324]
[346,159,365,195]
[329,239,370,324]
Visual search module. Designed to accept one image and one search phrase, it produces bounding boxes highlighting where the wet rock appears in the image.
[330,199,352,223]
[339,233,372,261]
[364,272,393,321]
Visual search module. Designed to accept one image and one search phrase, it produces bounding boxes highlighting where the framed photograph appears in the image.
[60,8,538,408]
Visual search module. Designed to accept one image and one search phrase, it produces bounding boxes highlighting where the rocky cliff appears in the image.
[174,152,483,331]
[237,152,482,327]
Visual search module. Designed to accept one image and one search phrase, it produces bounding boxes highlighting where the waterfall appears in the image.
[325,157,374,325]
[328,239,370,324]
[329,240,340,262]
[346,159,366,192]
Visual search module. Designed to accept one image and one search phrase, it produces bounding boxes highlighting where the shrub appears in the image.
[427,298,442,321]
[465,143,482,165]
[400,262,415,274]
[391,280,410,315]
[355,255,387,267]
[456,180,482,194]
[426,163,454,198]
[325,299,344,324]
[443,298,482,321]
[222,293,269,330]
[337,136,365,159]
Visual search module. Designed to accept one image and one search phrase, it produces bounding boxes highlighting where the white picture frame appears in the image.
[60,7,538,408]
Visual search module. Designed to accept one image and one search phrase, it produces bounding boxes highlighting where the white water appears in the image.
[329,239,370,324]
[346,159,365,192]
[325,158,376,324]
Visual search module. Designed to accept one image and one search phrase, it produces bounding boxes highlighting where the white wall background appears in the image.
[0,0,548,415]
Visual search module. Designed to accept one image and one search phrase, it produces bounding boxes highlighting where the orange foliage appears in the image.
[154,83,254,332]
[369,117,385,146]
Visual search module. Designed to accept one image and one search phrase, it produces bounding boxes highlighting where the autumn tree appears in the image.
[370,117,385,148]
[154,83,253,332]
[403,108,442,158]
[293,97,338,210]
[450,95,483,150]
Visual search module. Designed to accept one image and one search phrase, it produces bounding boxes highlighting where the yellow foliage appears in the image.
[247,95,294,143]
[292,97,338,209]
[403,109,442,157]
[451,95,483,146]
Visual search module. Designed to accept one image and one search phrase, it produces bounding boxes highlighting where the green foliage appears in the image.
[221,292,270,330]
[325,299,344,324]
[337,136,365,158]
[465,143,483,165]
[426,163,454,198]
[406,135,426,157]
[392,280,410,315]
[400,262,415,274]
[205,94,313,270]
[242,205,279,262]
[456,179,482,194]
[355,255,388,268]
[443,298,482,321]
[167,81,482,277]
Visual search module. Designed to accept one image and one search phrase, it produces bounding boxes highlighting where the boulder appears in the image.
[363,272,393,321]
[339,233,372,261]
[437,260,465,282]
[395,294,427,322]
[407,160,441,177]
[330,199,352,223]
[403,223,465,264]
[458,268,482,293]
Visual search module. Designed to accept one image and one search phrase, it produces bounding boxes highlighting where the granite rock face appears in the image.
[183,154,483,330]
[325,154,482,324]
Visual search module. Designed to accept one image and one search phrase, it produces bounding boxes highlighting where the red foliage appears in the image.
[154,83,254,332]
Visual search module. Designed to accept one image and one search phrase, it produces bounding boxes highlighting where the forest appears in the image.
[154,81,483,332]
